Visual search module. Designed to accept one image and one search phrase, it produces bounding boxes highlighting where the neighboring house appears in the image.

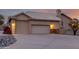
[9,12,61,34]
[56,10,79,35]
[57,13,73,34]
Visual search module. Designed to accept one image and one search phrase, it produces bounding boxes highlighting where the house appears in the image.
[56,9,79,35]
[9,12,61,34]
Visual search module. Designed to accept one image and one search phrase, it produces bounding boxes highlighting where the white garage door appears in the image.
[32,26,50,34]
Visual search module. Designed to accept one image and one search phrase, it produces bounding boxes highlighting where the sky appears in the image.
[0,9,79,19]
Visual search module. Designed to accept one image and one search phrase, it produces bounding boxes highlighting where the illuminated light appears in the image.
[12,23,15,27]
[11,20,16,34]
[50,24,55,29]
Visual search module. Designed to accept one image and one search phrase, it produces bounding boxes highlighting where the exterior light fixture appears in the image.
[50,24,55,29]
[11,20,16,34]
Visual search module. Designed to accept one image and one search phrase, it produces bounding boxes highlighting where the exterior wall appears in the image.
[10,14,60,34]
[15,15,30,21]
[15,20,29,34]
[60,15,73,35]
[61,16,71,29]
[29,21,60,34]
[11,14,31,34]
[10,19,16,34]
[29,21,60,29]
[13,20,60,34]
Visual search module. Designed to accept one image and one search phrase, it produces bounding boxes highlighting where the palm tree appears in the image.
[0,14,4,25]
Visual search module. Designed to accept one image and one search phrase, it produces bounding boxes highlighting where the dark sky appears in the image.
[0,9,79,19]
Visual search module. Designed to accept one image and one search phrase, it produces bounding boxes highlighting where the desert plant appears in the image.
[69,18,79,35]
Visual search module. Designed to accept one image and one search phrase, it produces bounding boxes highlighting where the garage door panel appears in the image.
[32,26,50,34]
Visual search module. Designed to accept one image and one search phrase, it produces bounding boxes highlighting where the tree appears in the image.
[0,14,4,25]
[69,18,79,35]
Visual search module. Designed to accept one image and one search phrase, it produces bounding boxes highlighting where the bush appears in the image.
[50,29,59,34]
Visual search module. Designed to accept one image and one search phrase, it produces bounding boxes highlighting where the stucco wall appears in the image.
[29,21,60,29]
[11,14,60,34]
[14,20,60,34]
[15,20,29,34]
[28,21,60,34]
[59,14,73,35]
[61,15,71,30]
[15,15,30,21]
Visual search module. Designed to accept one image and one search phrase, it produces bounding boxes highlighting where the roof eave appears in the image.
[29,18,60,22]
[61,13,73,20]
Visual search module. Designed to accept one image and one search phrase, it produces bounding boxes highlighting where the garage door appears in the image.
[32,26,50,34]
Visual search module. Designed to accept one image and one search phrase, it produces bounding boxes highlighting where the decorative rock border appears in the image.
[0,35,16,48]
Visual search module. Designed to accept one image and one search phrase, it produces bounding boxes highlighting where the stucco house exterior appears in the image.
[56,9,79,35]
[9,12,61,34]
[9,10,79,35]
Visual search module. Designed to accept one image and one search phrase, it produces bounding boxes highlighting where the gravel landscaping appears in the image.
[0,35,16,48]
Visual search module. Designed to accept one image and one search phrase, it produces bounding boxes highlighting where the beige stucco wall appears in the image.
[28,21,60,34]
[15,15,30,21]
[13,20,60,34]
[15,20,29,34]
[11,14,31,34]
[29,21,60,29]
[11,14,60,34]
